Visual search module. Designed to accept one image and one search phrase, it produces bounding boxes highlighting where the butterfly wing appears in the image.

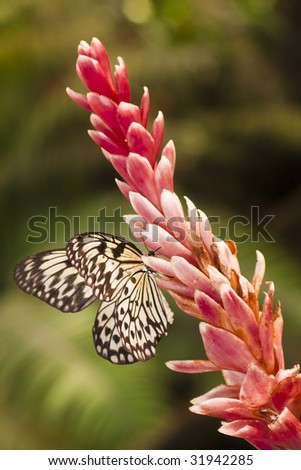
[66,232,143,301]
[14,232,174,364]
[117,268,173,361]
[13,249,96,312]
[93,266,174,364]
[93,300,138,364]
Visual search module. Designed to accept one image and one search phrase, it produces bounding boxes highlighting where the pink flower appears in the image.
[67,38,301,449]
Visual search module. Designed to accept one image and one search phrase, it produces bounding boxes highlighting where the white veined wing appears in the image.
[13,249,96,312]
[14,232,174,364]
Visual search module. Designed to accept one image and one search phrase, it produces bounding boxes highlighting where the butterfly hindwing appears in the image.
[117,269,166,360]
[93,300,138,364]
[93,266,173,363]
[13,250,96,312]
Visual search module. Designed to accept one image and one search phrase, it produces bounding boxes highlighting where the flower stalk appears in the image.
[67,37,301,450]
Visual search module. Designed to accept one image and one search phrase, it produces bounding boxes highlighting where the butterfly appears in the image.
[13,232,174,364]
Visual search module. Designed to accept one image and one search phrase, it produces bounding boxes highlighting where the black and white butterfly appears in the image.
[13,232,174,364]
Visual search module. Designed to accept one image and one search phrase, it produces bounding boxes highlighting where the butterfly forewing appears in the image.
[66,232,144,301]
[13,250,96,312]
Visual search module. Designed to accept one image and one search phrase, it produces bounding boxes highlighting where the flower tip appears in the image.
[116,56,125,67]
[66,86,75,98]
[165,360,176,371]
[189,404,203,415]
[91,36,102,46]
[114,56,130,103]
[252,250,266,294]
[156,110,164,121]
[115,56,127,76]
[78,40,90,54]
[66,87,91,110]
[66,86,75,100]
[161,139,176,168]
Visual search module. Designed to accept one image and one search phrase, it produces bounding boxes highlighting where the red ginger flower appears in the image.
[67,38,301,450]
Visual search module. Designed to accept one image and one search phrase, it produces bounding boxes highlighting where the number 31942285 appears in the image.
[190,454,254,466]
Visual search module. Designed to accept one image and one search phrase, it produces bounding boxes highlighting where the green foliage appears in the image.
[0,294,172,449]
[1,0,301,450]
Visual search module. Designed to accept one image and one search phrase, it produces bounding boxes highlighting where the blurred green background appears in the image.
[1,0,301,450]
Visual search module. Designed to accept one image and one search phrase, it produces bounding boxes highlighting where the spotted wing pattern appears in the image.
[14,232,174,364]
[66,232,143,301]
[93,268,173,364]
[13,250,96,312]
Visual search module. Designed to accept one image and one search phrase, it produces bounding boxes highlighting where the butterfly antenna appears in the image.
[143,243,161,257]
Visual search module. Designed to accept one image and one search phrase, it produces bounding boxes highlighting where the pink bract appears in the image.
[67,37,301,449]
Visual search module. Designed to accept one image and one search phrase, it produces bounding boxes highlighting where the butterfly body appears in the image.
[14,232,173,364]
